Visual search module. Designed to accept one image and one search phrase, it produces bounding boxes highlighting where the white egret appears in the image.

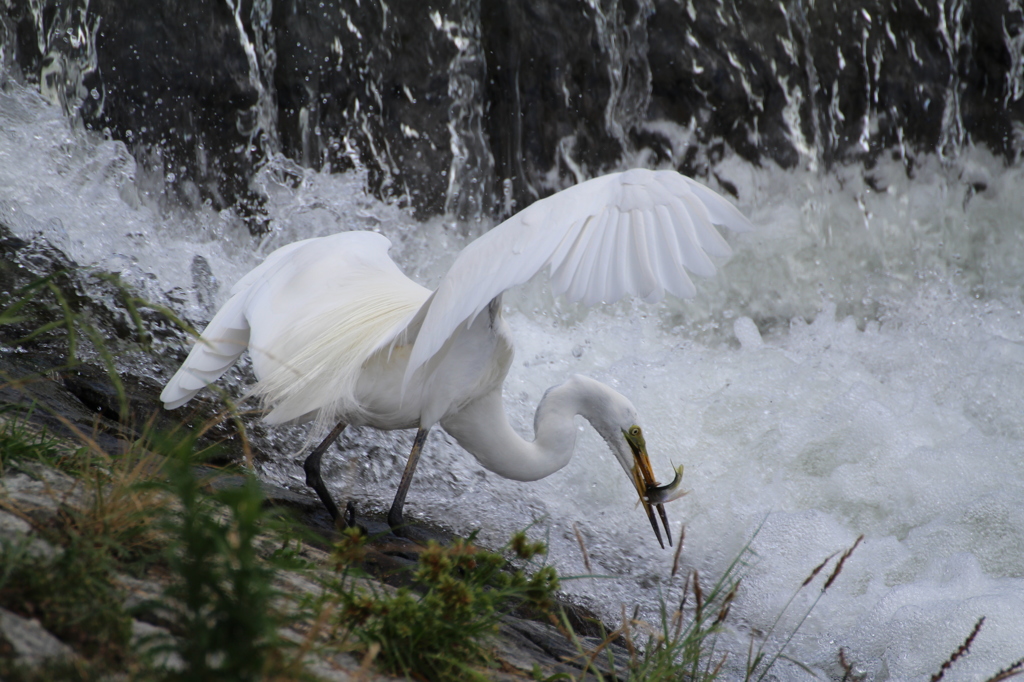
[160,168,753,546]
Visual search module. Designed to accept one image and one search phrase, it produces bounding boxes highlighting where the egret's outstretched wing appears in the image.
[244,232,429,425]
[160,237,322,410]
[162,231,430,423]
[405,169,753,386]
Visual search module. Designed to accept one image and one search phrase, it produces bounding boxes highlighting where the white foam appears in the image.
[733,315,763,350]
[442,286,1024,680]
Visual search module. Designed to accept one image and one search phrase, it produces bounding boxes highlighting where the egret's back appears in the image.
[163,169,751,436]
[160,232,430,426]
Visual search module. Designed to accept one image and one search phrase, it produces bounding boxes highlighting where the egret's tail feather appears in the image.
[160,297,250,409]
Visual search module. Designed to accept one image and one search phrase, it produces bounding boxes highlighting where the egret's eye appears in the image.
[629,426,641,437]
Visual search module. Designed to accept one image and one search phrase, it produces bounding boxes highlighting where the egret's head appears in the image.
[559,374,685,548]
[617,423,685,549]
[573,379,682,549]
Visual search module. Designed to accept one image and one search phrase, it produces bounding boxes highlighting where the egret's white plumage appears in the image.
[163,232,429,426]
[160,168,753,543]
[404,169,748,388]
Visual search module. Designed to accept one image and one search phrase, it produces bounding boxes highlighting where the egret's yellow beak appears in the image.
[624,426,676,549]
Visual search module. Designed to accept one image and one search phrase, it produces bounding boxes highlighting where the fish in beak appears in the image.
[624,426,686,548]
[646,464,687,505]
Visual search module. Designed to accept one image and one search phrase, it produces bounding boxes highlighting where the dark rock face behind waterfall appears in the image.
[3,0,1023,221]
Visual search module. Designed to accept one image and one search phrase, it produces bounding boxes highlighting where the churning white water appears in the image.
[3,81,1024,679]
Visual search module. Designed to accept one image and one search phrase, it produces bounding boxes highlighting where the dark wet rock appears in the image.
[495,615,614,679]
[0,221,250,462]
[0,346,247,464]
[0,451,628,680]
[4,0,1023,221]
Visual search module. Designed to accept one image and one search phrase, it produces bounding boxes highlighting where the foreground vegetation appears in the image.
[0,418,566,680]
[1,253,1022,680]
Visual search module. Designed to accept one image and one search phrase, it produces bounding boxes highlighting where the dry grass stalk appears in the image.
[931,616,984,682]
[823,534,864,591]
[197,401,257,468]
[572,522,592,574]
[714,581,739,626]
[671,522,686,578]
[748,535,864,682]
[802,550,839,587]
[5,410,170,556]
[985,656,1024,682]
[709,653,728,678]
[693,569,704,620]
[838,647,866,682]
[670,607,685,643]
[621,604,637,659]
[292,600,336,667]
[678,569,691,610]
[579,622,626,673]
[671,571,691,641]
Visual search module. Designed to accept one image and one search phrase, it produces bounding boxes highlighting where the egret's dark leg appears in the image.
[303,420,348,526]
[388,427,430,532]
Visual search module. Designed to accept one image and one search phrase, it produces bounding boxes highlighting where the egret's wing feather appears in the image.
[243,232,429,425]
[652,204,698,299]
[562,217,606,303]
[161,237,327,410]
[159,294,250,409]
[229,238,317,296]
[656,171,753,236]
[629,209,660,302]
[405,169,752,386]
[591,209,624,304]
[664,197,716,276]
[548,215,590,280]
[162,232,430,425]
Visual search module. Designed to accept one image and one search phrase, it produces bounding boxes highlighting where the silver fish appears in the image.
[645,464,687,505]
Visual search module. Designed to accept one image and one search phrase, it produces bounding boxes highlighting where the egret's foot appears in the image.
[335,501,367,536]
[304,469,343,526]
[387,507,411,538]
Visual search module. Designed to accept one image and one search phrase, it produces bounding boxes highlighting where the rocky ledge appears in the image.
[0,367,630,681]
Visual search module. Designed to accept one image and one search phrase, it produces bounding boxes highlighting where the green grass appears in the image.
[0,421,311,680]
[0,413,66,470]
[0,534,133,664]
[547,527,866,682]
[324,528,558,681]
[0,421,138,676]
[552,531,749,682]
[140,431,302,681]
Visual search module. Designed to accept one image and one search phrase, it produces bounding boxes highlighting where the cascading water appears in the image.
[3,1,1024,678]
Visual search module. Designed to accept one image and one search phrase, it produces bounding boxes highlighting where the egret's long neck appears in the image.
[440,375,612,482]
